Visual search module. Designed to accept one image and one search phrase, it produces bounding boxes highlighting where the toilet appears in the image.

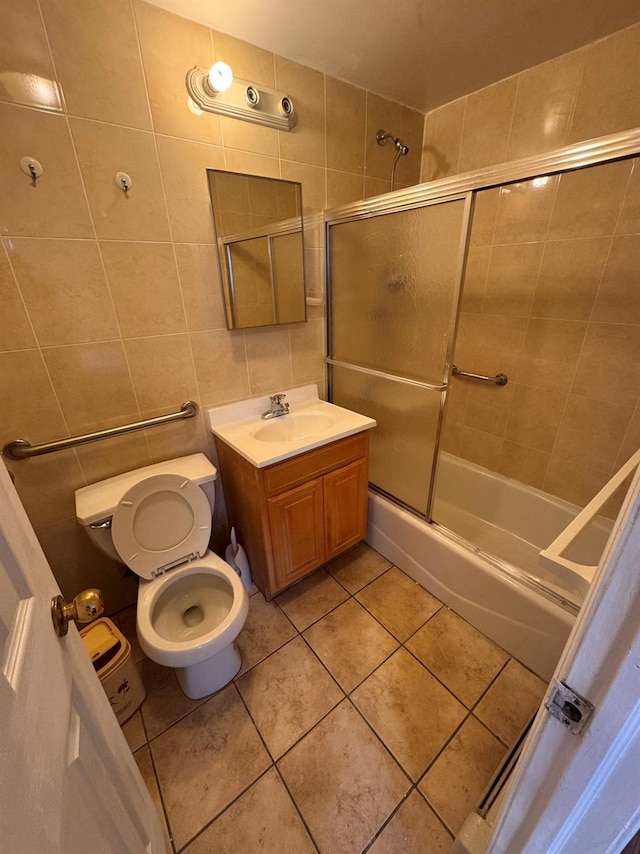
[75,454,248,699]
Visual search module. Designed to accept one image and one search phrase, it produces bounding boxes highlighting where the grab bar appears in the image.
[2,401,199,461]
[452,365,508,386]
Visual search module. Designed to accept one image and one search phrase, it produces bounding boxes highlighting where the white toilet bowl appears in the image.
[75,454,249,699]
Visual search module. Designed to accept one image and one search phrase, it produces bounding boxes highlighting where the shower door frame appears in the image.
[324,127,640,540]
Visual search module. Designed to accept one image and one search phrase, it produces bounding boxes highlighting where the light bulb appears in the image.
[187,96,204,116]
[207,61,233,94]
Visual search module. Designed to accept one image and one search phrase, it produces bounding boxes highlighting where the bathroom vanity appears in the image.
[208,386,375,599]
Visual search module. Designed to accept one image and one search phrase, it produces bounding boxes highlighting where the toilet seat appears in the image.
[111,473,212,579]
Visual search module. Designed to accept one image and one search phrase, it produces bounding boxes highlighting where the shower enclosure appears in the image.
[325,132,640,678]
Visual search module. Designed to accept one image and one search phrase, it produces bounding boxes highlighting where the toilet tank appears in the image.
[75,454,218,563]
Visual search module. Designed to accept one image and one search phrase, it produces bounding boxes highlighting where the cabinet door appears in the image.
[268,478,325,590]
[324,459,368,561]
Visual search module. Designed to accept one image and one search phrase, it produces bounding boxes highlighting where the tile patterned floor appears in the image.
[114,544,547,853]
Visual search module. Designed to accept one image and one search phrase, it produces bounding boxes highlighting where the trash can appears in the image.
[81,617,145,725]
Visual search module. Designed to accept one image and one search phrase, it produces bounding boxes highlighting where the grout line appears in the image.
[273,765,321,854]
[143,737,178,853]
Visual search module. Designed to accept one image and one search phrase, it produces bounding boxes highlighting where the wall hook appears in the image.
[114,171,133,196]
[20,156,43,187]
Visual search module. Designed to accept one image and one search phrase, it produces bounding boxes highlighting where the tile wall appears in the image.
[0,0,423,611]
[421,22,640,512]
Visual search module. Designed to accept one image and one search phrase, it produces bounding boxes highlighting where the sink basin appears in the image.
[253,412,334,443]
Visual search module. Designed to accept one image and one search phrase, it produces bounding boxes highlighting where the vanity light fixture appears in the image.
[186,64,296,131]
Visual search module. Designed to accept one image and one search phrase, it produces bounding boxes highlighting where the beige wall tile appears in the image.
[504,384,566,453]
[100,241,186,337]
[326,170,364,208]
[507,51,584,160]
[75,432,152,484]
[458,78,517,173]
[616,158,640,235]
[244,325,292,394]
[0,104,92,238]
[532,237,610,321]
[464,314,528,377]
[571,322,640,407]
[464,382,514,438]
[275,57,325,168]
[220,117,278,157]
[326,78,366,175]
[461,246,490,312]
[280,161,325,215]
[492,176,558,244]
[593,235,640,324]
[397,106,424,186]
[6,450,85,528]
[124,334,198,412]
[469,188,498,247]
[190,329,249,405]
[482,242,544,317]
[421,98,465,183]
[364,177,391,199]
[223,149,280,178]
[144,409,209,463]
[134,0,217,143]
[440,418,462,456]
[156,136,224,243]
[544,454,611,508]
[0,242,36,351]
[70,119,170,241]
[8,238,118,346]
[40,0,150,128]
[43,341,139,431]
[458,425,502,470]
[365,93,403,180]
[496,441,550,489]
[569,23,640,144]
[445,381,469,426]
[547,159,632,240]
[614,408,640,471]
[212,31,275,87]
[175,243,227,331]
[290,319,326,387]
[0,349,66,444]
[554,394,633,472]
[513,319,587,392]
[0,0,62,111]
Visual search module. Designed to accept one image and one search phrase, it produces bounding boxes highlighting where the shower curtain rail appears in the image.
[2,401,199,461]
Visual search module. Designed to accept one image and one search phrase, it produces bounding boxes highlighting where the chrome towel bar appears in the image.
[3,401,199,461]
[452,365,508,386]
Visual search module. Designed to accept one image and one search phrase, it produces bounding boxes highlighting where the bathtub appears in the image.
[366,453,613,680]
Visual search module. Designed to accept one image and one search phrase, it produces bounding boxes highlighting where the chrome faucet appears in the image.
[261,393,290,420]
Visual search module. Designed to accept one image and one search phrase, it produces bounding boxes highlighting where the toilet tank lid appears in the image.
[75,453,217,525]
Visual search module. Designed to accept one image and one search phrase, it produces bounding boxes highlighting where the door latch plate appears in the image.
[545,679,594,734]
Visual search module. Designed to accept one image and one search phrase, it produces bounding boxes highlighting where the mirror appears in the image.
[207,169,307,329]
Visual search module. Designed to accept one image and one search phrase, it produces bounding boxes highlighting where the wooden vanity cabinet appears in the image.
[215,431,369,599]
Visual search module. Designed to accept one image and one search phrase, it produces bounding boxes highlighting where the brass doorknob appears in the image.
[51,588,105,637]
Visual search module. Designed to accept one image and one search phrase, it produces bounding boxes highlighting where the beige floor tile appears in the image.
[352,649,466,781]
[475,660,547,745]
[121,711,146,753]
[134,746,173,853]
[236,636,343,758]
[151,684,271,850]
[303,599,398,692]
[276,568,349,631]
[183,768,314,853]
[406,609,509,708]
[326,542,392,593]
[369,791,452,854]
[235,591,297,677]
[419,716,506,835]
[279,700,410,853]
[138,658,206,740]
[355,568,442,642]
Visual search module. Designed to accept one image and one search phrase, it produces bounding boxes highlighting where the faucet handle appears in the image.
[270,393,286,404]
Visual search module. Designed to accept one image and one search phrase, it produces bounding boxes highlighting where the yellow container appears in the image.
[81,617,145,725]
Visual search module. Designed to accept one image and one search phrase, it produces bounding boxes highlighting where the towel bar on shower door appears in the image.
[452,365,508,386]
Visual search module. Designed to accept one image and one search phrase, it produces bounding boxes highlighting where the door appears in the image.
[268,478,325,588]
[327,193,472,517]
[324,459,368,560]
[0,462,165,853]
[464,467,640,853]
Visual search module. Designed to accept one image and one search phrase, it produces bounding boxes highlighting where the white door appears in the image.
[0,461,165,854]
[479,467,640,853]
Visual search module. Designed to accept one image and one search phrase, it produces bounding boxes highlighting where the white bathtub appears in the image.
[366,453,613,680]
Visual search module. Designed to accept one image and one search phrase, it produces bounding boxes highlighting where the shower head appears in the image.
[376,129,409,157]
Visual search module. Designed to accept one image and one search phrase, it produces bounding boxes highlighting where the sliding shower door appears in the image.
[327,194,472,516]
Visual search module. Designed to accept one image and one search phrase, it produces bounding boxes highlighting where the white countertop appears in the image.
[206,384,376,468]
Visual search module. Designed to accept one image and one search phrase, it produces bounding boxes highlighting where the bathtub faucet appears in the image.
[262,393,290,420]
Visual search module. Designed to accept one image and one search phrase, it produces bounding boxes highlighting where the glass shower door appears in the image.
[327,194,472,516]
